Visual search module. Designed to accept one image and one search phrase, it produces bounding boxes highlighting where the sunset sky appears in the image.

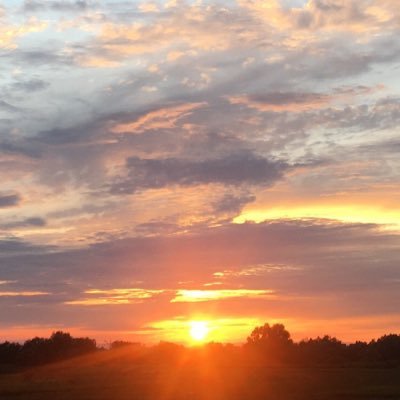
[1,0,400,345]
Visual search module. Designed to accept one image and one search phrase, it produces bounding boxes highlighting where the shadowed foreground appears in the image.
[1,346,400,400]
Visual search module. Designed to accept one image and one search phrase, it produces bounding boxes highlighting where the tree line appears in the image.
[245,323,400,367]
[0,331,96,370]
[1,324,400,369]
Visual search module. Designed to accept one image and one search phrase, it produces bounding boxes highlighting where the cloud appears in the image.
[212,193,256,215]
[228,92,333,112]
[0,217,46,229]
[227,86,382,112]
[0,100,19,113]
[0,139,42,159]
[83,4,248,63]
[5,49,74,68]
[110,152,288,194]
[23,0,90,12]
[171,289,274,303]
[110,103,206,134]
[11,78,49,92]
[0,17,47,49]
[2,219,399,292]
[0,291,49,297]
[0,193,21,208]
[0,238,54,256]
[240,0,399,34]
[65,288,165,306]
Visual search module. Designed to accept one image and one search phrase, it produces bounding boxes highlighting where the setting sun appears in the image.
[189,321,209,342]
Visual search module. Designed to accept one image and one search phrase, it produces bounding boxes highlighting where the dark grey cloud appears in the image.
[110,152,288,194]
[245,92,329,106]
[0,217,47,230]
[4,50,74,67]
[242,86,375,107]
[212,193,256,215]
[0,194,21,208]
[312,0,345,12]
[362,139,400,154]
[0,139,43,159]
[135,221,182,236]
[309,35,400,80]
[23,0,90,12]
[36,123,101,145]
[0,238,52,255]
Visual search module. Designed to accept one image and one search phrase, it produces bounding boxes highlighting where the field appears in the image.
[1,347,400,400]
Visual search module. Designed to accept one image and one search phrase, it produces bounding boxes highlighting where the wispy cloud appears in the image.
[0,291,49,297]
[110,103,206,134]
[171,289,274,303]
[65,288,165,306]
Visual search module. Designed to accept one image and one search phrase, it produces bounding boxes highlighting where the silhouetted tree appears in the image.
[347,340,369,364]
[246,323,293,363]
[110,341,143,350]
[13,331,97,366]
[0,341,22,366]
[247,323,292,346]
[2,328,400,371]
[370,334,400,365]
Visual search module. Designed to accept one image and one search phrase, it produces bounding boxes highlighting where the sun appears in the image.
[189,321,209,342]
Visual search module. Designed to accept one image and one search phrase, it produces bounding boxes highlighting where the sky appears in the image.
[0,0,400,345]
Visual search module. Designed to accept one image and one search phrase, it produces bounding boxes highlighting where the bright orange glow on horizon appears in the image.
[150,317,265,344]
[234,204,400,229]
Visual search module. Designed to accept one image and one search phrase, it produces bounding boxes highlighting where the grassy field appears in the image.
[1,348,400,400]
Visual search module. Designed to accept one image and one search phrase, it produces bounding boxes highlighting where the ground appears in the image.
[1,348,400,400]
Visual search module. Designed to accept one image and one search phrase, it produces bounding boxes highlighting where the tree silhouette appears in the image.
[1,326,400,371]
[247,323,292,347]
[246,323,293,363]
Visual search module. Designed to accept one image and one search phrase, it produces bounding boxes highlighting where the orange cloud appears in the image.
[138,2,159,13]
[214,263,300,279]
[77,56,122,68]
[0,17,47,49]
[65,288,165,306]
[110,102,206,133]
[239,0,398,35]
[0,291,49,297]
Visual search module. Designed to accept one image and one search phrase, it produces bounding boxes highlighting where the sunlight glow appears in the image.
[234,205,400,230]
[171,289,274,303]
[189,321,209,342]
[150,317,265,344]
